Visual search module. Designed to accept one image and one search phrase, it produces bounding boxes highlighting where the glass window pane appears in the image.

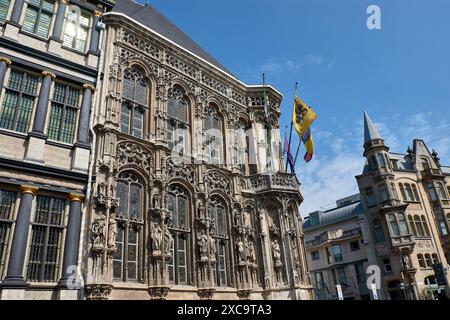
[113,226,124,279]
[116,181,128,217]
[0,189,16,220]
[120,104,130,134]
[129,184,141,219]
[177,196,186,228]
[178,237,187,284]
[23,7,38,33]
[0,0,10,23]
[47,104,62,141]
[132,109,143,138]
[61,107,76,143]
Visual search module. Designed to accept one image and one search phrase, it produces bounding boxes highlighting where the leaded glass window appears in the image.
[0,0,10,23]
[26,196,65,282]
[210,197,229,286]
[204,105,223,165]
[210,198,226,237]
[120,68,148,139]
[167,86,189,155]
[167,185,190,285]
[0,69,38,133]
[23,0,55,38]
[62,5,90,52]
[47,83,80,143]
[217,242,227,286]
[0,189,16,278]
[113,172,143,282]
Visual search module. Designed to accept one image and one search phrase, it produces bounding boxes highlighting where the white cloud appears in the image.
[298,111,450,217]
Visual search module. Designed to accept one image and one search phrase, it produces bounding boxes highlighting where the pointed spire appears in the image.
[364,110,382,143]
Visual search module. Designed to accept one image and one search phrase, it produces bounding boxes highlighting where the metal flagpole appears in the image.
[285,82,297,173]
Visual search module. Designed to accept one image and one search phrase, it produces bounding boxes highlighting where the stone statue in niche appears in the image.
[247,241,256,263]
[151,223,162,254]
[401,253,412,269]
[164,228,173,255]
[107,214,117,249]
[272,240,282,265]
[92,215,106,247]
[209,235,216,260]
[236,238,246,263]
[198,231,208,261]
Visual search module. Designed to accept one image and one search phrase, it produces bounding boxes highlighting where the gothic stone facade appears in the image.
[0,0,114,299]
[82,10,313,300]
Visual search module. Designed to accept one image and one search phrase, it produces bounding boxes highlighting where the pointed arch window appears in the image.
[113,172,144,282]
[204,105,224,165]
[167,185,190,285]
[167,87,189,156]
[421,157,431,170]
[210,196,229,287]
[120,67,149,139]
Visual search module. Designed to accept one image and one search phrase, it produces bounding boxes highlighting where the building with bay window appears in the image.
[82,0,312,300]
[0,0,115,300]
[303,111,450,300]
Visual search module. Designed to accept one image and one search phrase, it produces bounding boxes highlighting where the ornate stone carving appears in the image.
[236,238,246,264]
[237,289,252,300]
[151,222,163,254]
[204,170,231,194]
[165,157,196,185]
[116,142,153,173]
[84,284,113,300]
[92,215,107,249]
[118,29,160,60]
[107,214,117,249]
[148,286,170,300]
[197,288,215,300]
[271,240,282,266]
[164,228,173,256]
[247,241,256,264]
[198,231,209,262]
[166,53,196,78]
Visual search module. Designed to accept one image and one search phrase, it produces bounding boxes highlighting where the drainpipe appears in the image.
[76,19,106,293]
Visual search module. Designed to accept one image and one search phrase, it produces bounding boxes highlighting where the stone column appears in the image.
[58,194,84,291]
[0,57,12,90]
[31,71,56,138]
[1,186,38,291]
[50,0,69,42]
[75,84,94,148]
[72,84,94,172]
[88,11,102,54]
[8,0,25,25]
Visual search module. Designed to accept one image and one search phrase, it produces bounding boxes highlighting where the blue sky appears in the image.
[138,0,450,215]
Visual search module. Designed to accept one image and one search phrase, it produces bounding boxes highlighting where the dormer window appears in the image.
[421,157,431,170]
